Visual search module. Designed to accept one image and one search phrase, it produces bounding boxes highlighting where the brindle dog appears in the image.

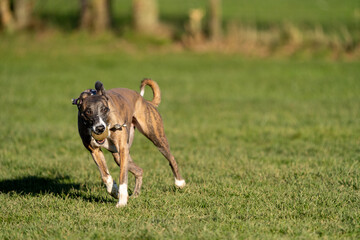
[72,79,185,207]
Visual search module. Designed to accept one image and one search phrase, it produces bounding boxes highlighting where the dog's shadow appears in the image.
[0,175,113,203]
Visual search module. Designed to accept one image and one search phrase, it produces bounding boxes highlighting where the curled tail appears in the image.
[140,78,161,107]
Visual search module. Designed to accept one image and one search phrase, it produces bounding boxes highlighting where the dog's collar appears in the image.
[110,122,130,143]
[110,123,127,131]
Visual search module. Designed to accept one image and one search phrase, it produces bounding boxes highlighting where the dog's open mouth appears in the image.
[95,139,106,144]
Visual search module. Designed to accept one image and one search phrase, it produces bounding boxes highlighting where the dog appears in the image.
[72,79,185,207]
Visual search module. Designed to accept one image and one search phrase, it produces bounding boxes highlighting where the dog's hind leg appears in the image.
[156,140,186,188]
[91,148,119,199]
[134,104,186,188]
[128,157,143,197]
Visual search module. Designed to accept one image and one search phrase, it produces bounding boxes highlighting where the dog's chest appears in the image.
[90,137,118,153]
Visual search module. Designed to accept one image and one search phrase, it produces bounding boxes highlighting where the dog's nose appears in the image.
[95,125,105,134]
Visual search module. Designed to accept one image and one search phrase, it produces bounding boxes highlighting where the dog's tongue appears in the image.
[96,139,106,144]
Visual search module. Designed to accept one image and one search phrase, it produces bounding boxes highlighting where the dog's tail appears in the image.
[140,78,161,107]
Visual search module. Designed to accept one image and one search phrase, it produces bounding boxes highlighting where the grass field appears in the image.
[0,35,360,239]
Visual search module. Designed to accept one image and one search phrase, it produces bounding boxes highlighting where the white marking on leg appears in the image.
[140,88,145,97]
[105,176,113,193]
[175,178,186,188]
[105,176,119,199]
[116,184,128,207]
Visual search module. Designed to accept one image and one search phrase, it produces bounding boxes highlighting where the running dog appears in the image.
[72,79,185,207]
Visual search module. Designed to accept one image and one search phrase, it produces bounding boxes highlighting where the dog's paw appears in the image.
[130,192,140,198]
[116,195,129,207]
[116,200,127,208]
[105,177,119,199]
[175,178,186,188]
[116,184,128,207]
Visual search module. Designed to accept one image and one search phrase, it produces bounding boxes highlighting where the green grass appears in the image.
[1,35,360,239]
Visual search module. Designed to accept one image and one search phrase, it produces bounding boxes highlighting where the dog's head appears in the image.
[72,81,110,135]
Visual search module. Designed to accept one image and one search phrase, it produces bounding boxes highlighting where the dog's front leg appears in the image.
[91,148,119,199]
[115,144,129,207]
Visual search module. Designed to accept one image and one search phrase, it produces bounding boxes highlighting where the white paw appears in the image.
[175,178,186,188]
[116,199,128,208]
[105,176,119,199]
[116,184,128,207]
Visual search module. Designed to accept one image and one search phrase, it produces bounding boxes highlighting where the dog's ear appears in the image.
[72,91,91,107]
[95,81,105,95]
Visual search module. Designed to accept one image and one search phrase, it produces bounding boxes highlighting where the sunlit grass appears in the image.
[0,37,360,239]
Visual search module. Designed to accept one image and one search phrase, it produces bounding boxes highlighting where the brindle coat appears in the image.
[73,79,185,207]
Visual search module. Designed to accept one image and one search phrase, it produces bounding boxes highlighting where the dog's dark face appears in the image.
[80,95,110,134]
[74,81,110,135]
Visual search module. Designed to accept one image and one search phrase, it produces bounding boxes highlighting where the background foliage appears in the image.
[1,0,359,57]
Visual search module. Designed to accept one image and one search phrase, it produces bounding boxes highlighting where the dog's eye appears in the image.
[102,107,109,113]
[85,109,92,115]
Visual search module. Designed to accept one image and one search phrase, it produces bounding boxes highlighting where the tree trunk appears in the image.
[1,0,34,32]
[0,0,15,32]
[80,0,111,32]
[132,0,159,34]
[92,0,110,32]
[209,0,222,41]
[80,0,92,30]
[14,0,33,30]
[187,8,205,43]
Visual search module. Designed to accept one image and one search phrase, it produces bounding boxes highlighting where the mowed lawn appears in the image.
[0,37,360,239]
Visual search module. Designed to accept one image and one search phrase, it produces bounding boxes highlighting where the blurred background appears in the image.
[0,0,359,57]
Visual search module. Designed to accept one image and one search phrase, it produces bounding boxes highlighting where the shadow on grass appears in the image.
[0,176,113,203]
[0,176,79,195]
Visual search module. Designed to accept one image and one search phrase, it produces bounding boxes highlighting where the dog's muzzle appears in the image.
[91,123,127,144]
[94,125,106,135]
[92,126,109,143]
